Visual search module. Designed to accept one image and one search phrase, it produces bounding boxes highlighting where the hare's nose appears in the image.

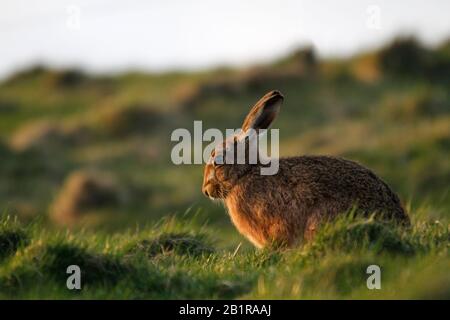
[202,185,210,197]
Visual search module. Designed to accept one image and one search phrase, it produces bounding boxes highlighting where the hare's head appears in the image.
[202,90,283,199]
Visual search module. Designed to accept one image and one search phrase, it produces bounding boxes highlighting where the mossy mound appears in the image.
[126,232,214,258]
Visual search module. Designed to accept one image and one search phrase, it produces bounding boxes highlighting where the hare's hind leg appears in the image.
[303,210,327,243]
[304,217,318,242]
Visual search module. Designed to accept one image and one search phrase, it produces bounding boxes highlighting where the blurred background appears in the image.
[0,0,449,239]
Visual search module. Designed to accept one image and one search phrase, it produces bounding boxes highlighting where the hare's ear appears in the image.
[241,90,283,134]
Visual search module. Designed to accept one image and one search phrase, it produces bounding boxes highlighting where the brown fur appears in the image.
[202,91,409,248]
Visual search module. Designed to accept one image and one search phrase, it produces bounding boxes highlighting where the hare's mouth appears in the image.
[206,190,225,200]
[202,183,227,200]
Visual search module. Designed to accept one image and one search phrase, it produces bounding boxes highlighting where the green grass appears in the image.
[0,211,447,299]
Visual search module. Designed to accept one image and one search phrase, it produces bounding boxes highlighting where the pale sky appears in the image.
[1,0,449,79]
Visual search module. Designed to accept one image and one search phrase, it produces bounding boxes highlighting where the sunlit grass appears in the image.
[0,210,447,299]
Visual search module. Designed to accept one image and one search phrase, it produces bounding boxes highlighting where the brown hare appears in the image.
[202,90,409,248]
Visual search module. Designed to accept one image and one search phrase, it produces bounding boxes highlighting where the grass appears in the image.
[0,211,447,299]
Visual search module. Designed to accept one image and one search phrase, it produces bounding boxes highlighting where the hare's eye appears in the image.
[213,154,224,166]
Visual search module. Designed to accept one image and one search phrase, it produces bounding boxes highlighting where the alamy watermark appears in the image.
[366,264,381,289]
[66,4,81,31]
[366,5,381,30]
[171,121,280,175]
[66,265,81,290]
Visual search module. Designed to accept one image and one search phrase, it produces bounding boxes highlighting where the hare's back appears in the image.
[279,156,407,221]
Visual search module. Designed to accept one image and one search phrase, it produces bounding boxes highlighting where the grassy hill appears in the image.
[0,36,449,299]
[0,212,448,299]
